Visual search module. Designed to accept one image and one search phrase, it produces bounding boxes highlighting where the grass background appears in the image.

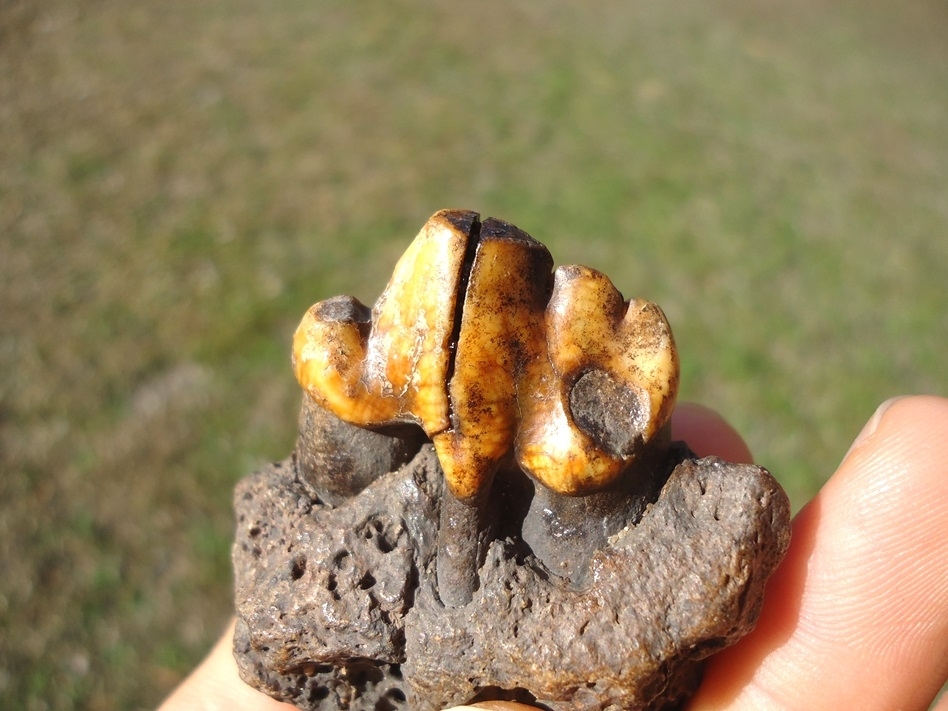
[1,0,946,709]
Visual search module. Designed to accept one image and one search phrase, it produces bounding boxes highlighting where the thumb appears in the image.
[444,704,537,710]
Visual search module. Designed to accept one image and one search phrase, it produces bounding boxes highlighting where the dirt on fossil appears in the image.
[232,441,791,711]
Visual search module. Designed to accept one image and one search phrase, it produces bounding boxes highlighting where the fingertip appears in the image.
[843,394,948,469]
[444,704,538,711]
[158,618,295,711]
[671,402,754,463]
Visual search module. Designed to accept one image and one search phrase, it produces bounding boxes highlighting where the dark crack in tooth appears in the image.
[292,209,479,432]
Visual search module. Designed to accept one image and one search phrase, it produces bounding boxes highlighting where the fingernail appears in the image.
[844,396,905,460]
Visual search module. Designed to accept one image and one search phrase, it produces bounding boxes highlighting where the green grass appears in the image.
[1,0,946,708]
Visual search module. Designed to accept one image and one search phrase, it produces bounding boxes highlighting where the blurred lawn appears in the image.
[1,0,946,709]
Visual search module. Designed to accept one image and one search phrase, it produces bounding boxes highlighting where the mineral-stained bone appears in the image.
[233,443,790,710]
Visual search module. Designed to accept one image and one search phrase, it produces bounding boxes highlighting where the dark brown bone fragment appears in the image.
[233,445,790,710]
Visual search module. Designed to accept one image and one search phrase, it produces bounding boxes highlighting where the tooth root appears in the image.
[295,393,425,506]
[428,219,555,606]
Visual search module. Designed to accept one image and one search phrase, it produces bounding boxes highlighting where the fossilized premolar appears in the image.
[292,209,679,605]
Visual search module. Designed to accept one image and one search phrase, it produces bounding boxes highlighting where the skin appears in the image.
[158,396,948,711]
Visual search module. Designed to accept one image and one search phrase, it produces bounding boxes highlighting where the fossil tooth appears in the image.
[292,209,478,433]
[432,216,553,503]
[516,264,679,495]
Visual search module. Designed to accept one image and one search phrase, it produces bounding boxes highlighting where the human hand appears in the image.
[685,395,948,711]
[158,396,948,711]
[156,616,295,711]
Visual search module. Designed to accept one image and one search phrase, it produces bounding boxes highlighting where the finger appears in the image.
[671,402,754,463]
[444,704,537,710]
[689,395,948,711]
[157,618,294,711]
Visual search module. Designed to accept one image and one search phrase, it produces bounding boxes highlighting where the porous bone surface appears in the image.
[232,445,790,711]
